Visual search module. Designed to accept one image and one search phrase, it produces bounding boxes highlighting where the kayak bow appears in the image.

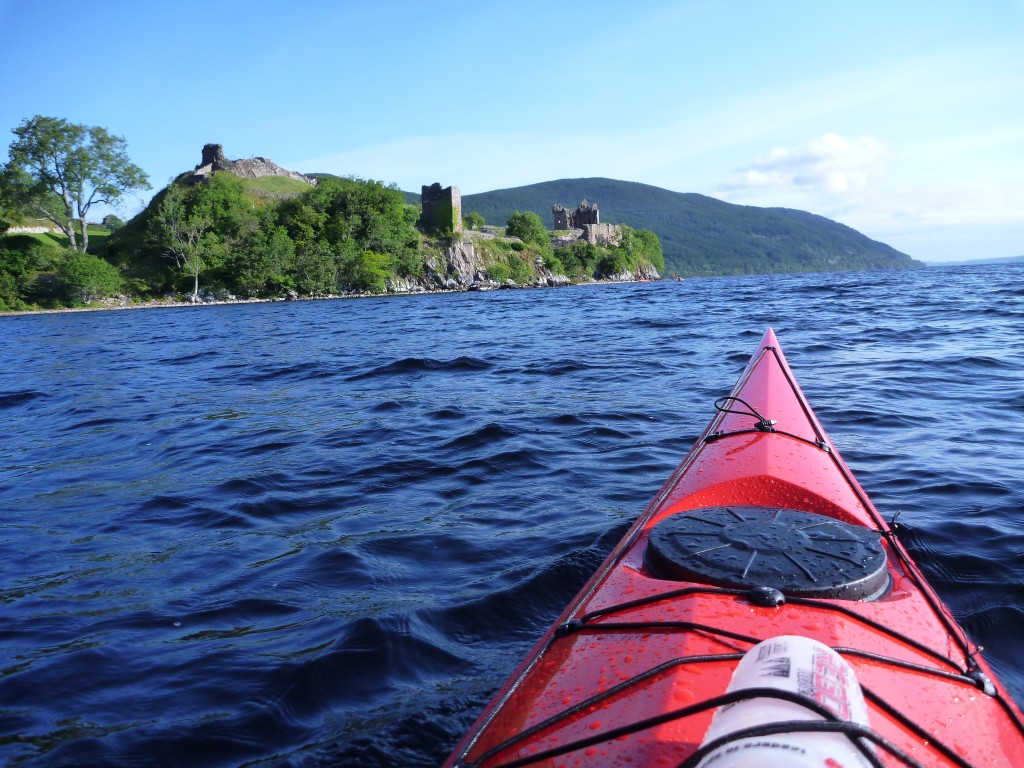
[445,329,1024,768]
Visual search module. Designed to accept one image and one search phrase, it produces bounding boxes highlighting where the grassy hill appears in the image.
[242,175,313,197]
[7,224,113,254]
[455,178,922,277]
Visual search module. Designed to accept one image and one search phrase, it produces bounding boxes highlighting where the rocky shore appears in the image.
[0,228,661,317]
[0,274,660,317]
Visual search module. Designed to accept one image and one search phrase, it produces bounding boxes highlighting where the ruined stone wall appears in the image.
[193,144,316,186]
[584,222,620,246]
[552,200,600,229]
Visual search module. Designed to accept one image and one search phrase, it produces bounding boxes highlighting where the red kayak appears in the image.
[445,329,1024,767]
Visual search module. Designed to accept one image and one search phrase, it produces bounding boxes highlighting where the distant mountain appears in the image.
[925,255,1024,267]
[444,178,922,277]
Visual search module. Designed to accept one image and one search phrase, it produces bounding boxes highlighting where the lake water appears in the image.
[2,264,1023,767]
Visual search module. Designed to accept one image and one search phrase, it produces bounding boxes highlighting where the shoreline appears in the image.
[0,279,649,318]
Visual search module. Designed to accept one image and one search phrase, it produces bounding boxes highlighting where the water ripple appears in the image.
[1,265,1022,766]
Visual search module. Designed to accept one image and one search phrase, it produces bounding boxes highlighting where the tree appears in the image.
[228,224,296,296]
[505,210,548,245]
[290,241,337,295]
[282,176,420,264]
[1,116,150,253]
[620,225,665,272]
[149,183,215,302]
[101,214,126,233]
[463,211,485,230]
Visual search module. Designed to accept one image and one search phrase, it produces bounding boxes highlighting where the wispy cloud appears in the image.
[716,133,891,203]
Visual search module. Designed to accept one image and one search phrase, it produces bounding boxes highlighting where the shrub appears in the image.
[542,253,565,275]
[463,211,485,230]
[596,251,629,279]
[57,250,122,304]
[505,210,548,245]
[0,270,25,310]
[507,253,534,284]
[340,250,389,293]
[486,261,510,282]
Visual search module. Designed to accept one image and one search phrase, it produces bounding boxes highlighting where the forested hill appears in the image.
[451,178,922,277]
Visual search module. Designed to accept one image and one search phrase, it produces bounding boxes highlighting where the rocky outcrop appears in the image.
[421,237,495,291]
[192,144,316,186]
[602,262,662,282]
[380,231,631,296]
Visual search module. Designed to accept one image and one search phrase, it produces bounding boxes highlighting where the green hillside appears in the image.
[459,178,922,277]
[243,175,314,197]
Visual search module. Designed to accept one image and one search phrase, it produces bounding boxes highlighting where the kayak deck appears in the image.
[446,329,1024,767]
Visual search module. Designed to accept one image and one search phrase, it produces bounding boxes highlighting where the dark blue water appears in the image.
[2,264,1023,767]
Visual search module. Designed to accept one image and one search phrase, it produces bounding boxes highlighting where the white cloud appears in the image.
[717,133,891,202]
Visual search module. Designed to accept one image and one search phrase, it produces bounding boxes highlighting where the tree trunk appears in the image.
[61,193,78,251]
[193,270,199,303]
[61,221,79,250]
[79,216,89,253]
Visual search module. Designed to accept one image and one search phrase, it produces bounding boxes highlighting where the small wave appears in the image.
[433,527,626,645]
[238,440,298,456]
[243,361,336,383]
[426,406,468,421]
[271,616,472,716]
[348,457,454,489]
[550,413,588,426]
[632,317,688,329]
[346,356,493,381]
[516,359,593,375]
[438,422,521,452]
[172,597,302,631]
[157,350,208,366]
[62,415,129,431]
[0,390,47,409]
[579,425,633,441]
[370,399,406,413]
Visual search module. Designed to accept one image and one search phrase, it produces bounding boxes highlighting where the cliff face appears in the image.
[386,234,571,293]
[193,144,316,186]
[383,231,657,295]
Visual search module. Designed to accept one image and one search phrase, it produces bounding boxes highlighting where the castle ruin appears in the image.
[552,200,619,246]
[553,200,601,230]
[192,144,316,186]
[419,183,462,234]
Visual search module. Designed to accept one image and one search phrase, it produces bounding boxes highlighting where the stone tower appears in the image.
[419,183,462,234]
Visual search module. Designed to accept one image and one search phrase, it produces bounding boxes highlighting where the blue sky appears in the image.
[2,0,1022,262]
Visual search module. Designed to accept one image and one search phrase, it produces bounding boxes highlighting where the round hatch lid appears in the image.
[645,505,890,601]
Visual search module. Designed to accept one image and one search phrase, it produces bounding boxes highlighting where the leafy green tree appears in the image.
[596,251,629,279]
[57,249,122,304]
[505,210,548,245]
[340,250,389,293]
[390,248,424,280]
[149,183,215,302]
[556,240,600,279]
[281,176,420,286]
[541,252,565,275]
[0,236,63,307]
[290,241,337,295]
[201,172,259,242]
[620,225,664,272]
[0,270,22,310]
[1,116,149,253]
[463,211,485,230]
[101,214,126,233]
[229,224,296,296]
